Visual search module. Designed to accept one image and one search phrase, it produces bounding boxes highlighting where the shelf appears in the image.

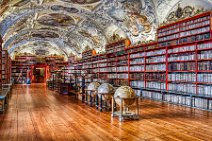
[180,23,210,33]
[168,50,195,55]
[130,71,145,73]
[146,62,166,65]
[146,79,166,83]
[168,60,195,63]
[168,81,196,84]
[169,70,196,72]
[198,58,212,62]
[130,63,145,66]
[145,70,166,73]
[197,82,212,85]
[130,56,145,60]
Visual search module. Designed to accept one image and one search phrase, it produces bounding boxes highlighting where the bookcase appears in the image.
[0,37,2,90]
[2,50,11,84]
[12,55,35,84]
[45,55,66,71]
[68,11,212,111]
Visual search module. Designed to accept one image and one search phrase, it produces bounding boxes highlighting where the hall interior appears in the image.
[0,0,212,141]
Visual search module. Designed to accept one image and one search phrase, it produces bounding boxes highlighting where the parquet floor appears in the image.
[0,84,212,141]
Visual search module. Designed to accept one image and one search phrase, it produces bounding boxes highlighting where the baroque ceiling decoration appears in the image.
[0,0,211,59]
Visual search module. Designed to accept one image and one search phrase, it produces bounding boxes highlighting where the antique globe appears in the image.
[98,83,115,101]
[87,82,100,96]
[114,86,136,107]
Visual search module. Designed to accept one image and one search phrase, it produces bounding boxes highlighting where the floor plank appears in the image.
[0,84,211,141]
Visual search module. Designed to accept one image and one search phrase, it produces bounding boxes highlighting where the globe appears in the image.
[98,83,115,100]
[87,82,100,96]
[114,86,136,107]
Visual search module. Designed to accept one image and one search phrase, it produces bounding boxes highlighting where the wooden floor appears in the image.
[0,84,212,141]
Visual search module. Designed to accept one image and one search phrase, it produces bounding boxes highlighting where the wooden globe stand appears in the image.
[96,92,114,112]
[111,96,139,122]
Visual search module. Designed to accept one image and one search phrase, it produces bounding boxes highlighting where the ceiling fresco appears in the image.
[60,0,101,4]
[37,13,75,26]
[0,0,212,59]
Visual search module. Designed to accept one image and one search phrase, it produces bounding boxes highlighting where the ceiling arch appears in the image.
[0,0,212,58]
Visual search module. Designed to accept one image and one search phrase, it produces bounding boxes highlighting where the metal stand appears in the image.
[111,96,140,122]
[96,93,114,112]
[85,90,97,106]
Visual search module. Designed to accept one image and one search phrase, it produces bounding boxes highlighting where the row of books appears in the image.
[107,62,116,67]
[127,46,145,54]
[158,33,179,42]
[146,82,166,90]
[198,51,212,59]
[108,74,128,79]
[146,49,166,56]
[142,91,163,100]
[193,98,209,110]
[83,64,97,69]
[130,81,144,88]
[117,55,128,61]
[181,33,210,43]
[117,60,128,66]
[168,73,196,82]
[159,33,210,47]
[130,66,144,71]
[109,79,128,86]
[181,20,210,31]
[159,27,210,43]
[134,89,142,96]
[146,64,166,71]
[130,52,145,58]
[197,85,212,97]
[142,91,212,110]
[168,45,196,53]
[130,73,145,80]
[168,62,195,71]
[146,56,165,63]
[117,66,128,71]
[169,83,196,94]
[130,58,145,65]
[158,28,179,37]
[158,15,210,37]
[181,15,210,26]
[146,73,166,81]
[197,73,212,83]
[164,94,192,106]
[197,42,212,50]
[158,24,178,33]
[99,63,107,67]
[169,53,195,61]
[198,61,212,70]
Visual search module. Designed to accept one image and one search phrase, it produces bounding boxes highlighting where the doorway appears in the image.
[32,65,48,83]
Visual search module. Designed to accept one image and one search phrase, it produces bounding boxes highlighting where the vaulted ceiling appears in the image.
[0,0,212,59]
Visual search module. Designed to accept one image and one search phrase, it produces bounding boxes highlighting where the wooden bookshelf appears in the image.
[45,55,66,71]
[2,50,11,84]
[12,55,35,84]
[67,11,212,111]
[0,37,2,90]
